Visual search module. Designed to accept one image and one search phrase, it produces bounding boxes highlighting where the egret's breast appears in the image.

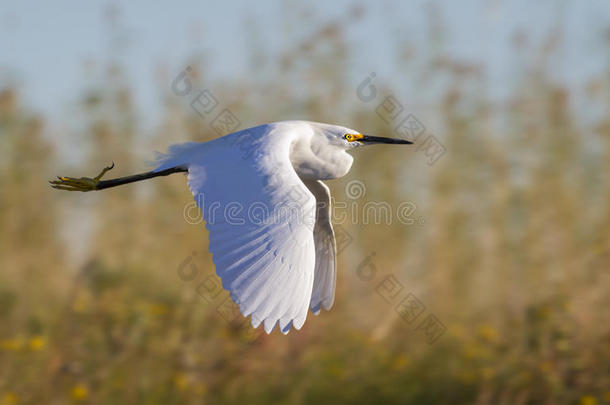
[289,135,353,180]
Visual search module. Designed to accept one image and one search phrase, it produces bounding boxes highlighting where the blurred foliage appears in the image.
[1,6,610,405]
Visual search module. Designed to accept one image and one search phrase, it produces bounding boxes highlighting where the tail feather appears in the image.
[153,142,202,172]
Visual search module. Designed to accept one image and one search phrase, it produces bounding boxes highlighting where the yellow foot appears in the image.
[49,163,114,192]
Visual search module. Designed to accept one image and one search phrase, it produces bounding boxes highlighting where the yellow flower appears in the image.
[71,384,88,401]
[173,373,189,391]
[579,396,596,405]
[149,303,169,316]
[539,361,553,373]
[477,324,499,343]
[481,367,495,380]
[392,354,409,370]
[28,336,46,351]
[1,392,18,405]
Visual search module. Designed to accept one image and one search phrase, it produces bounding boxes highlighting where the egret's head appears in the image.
[317,123,413,150]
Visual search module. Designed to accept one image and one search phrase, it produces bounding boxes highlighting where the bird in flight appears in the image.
[51,121,412,334]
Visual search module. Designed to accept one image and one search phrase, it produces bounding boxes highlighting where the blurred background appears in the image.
[1,1,609,404]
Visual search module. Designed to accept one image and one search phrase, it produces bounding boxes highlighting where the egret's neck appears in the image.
[289,132,353,180]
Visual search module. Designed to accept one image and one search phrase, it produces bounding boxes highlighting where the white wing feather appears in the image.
[303,180,337,315]
[157,124,317,334]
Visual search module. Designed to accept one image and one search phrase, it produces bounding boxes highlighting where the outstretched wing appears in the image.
[303,180,337,315]
[164,124,317,334]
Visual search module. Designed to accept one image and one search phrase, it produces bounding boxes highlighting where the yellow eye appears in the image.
[345,133,363,142]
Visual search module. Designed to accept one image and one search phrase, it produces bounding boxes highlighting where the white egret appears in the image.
[51,120,412,334]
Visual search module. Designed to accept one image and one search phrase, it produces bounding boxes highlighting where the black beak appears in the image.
[361,135,413,145]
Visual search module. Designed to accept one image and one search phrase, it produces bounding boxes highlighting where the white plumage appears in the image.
[156,121,359,334]
[52,120,411,334]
